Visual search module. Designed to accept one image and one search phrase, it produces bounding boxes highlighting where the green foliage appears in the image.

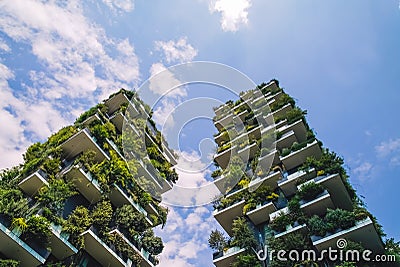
[0,189,29,221]
[23,142,45,162]
[275,107,307,124]
[208,229,227,252]
[0,259,19,267]
[307,215,327,237]
[116,204,148,234]
[211,169,222,179]
[0,166,21,189]
[24,215,51,246]
[268,233,313,267]
[325,208,356,232]
[91,200,113,237]
[270,93,295,111]
[270,212,291,232]
[231,217,257,249]
[233,253,262,267]
[108,233,143,266]
[298,182,324,201]
[301,149,346,177]
[75,104,107,124]
[141,229,164,255]
[36,178,77,216]
[63,206,92,248]
[89,121,116,147]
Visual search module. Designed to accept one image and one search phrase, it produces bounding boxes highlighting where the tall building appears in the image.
[209,80,390,267]
[0,89,177,267]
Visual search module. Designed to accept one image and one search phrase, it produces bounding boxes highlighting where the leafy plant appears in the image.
[24,215,52,246]
[0,259,19,267]
[116,204,148,234]
[307,215,327,237]
[91,200,113,237]
[270,212,291,232]
[141,229,164,255]
[63,206,92,248]
[233,253,262,267]
[325,209,356,232]
[231,217,257,249]
[36,178,77,216]
[297,182,324,201]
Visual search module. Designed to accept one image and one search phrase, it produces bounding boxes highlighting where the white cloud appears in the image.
[0,63,68,168]
[375,138,400,157]
[156,203,220,267]
[0,0,140,168]
[155,37,198,63]
[209,0,251,32]
[352,162,373,181]
[102,0,135,12]
[0,38,10,52]
[149,63,187,98]
[0,0,139,101]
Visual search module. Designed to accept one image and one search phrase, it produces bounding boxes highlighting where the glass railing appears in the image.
[213,246,243,260]
[0,222,46,262]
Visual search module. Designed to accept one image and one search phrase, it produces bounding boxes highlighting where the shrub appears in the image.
[298,182,324,201]
[270,213,291,232]
[0,259,19,267]
[24,216,52,246]
[307,215,327,237]
[141,229,164,255]
[233,253,262,267]
[325,209,356,232]
[231,217,257,249]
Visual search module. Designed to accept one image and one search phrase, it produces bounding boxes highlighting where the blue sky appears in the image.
[1,1,400,266]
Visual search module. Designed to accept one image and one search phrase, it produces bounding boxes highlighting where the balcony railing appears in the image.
[18,169,49,197]
[213,246,246,267]
[109,227,157,267]
[0,221,47,267]
[49,223,78,260]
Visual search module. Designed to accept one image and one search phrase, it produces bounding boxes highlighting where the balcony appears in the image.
[274,223,307,239]
[249,170,282,192]
[80,228,129,267]
[60,128,110,163]
[313,218,384,253]
[81,113,102,127]
[257,150,281,171]
[247,201,277,225]
[18,169,49,197]
[277,119,307,143]
[214,113,234,131]
[266,103,292,121]
[63,165,102,204]
[280,140,322,170]
[213,246,246,267]
[162,147,177,166]
[275,130,297,151]
[213,200,246,236]
[104,91,132,116]
[109,228,156,267]
[0,221,46,267]
[299,190,334,216]
[311,173,353,210]
[214,144,236,169]
[137,160,172,194]
[110,112,127,133]
[237,142,258,162]
[49,224,78,260]
[109,184,153,226]
[278,168,317,196]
